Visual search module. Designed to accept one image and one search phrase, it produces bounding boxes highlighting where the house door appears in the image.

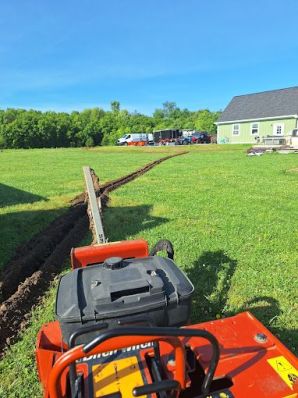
[273,123,284,135]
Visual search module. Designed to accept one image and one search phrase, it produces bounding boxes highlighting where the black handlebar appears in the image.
[83,326,220,396]
[133,380,180,396]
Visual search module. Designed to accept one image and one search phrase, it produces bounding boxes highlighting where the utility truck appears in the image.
[117,133,154,146]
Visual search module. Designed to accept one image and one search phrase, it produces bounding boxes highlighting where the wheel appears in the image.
[150,239,174,259]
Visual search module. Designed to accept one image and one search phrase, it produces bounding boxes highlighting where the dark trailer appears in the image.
[153,129,182,144]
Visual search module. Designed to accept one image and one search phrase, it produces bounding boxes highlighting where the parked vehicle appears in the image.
[147,133,154,145]
[181,129,196,138]
[153,129,182,145]
[176,136,191,145]
[191,132,211,144]
[117,133,150,146]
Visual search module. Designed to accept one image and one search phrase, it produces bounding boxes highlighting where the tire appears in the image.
[150,239,174,259]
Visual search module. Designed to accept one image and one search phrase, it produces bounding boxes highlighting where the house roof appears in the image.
[217,86,298,123]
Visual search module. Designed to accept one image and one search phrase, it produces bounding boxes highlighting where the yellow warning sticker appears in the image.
[267,356,298,391]
[92,356,146,398]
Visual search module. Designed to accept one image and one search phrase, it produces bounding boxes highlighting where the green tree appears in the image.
[195,110,221,134]
[111,101,120,112]
[0,103,220,148]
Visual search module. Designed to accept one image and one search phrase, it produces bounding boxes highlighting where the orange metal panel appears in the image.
[71,239,149,269]
[36,312,298,398]
[181,312,298,397]
[36,322,66,397]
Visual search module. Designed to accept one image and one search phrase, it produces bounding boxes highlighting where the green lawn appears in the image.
[0,145,297,397]
[104,150,298,344]
[0,147,168,269]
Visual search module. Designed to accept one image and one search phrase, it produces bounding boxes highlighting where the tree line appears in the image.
[0,101,221,149]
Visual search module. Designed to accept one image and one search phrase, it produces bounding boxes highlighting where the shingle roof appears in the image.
[217,86,298,123]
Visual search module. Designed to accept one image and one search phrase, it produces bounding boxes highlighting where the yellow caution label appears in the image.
[92,356,146,398]
[268,356,298,391]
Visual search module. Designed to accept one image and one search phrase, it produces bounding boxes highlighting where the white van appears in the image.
[117,133,149,146]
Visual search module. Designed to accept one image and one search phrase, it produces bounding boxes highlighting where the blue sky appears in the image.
[1,0,298,114]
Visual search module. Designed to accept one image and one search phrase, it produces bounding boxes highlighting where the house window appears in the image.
[251,122,259,135]
[232,124,240,135]
[273,123,284,135]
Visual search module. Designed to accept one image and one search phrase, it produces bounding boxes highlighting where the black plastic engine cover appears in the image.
[56,256,194,344]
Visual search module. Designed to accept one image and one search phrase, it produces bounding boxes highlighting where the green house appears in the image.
[216,87,298,144]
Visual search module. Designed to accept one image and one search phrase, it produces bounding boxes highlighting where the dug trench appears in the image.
[0,151,187,355]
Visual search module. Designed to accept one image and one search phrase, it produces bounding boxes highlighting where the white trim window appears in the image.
[232,124,240,135]
[273,123,284,135]
[251,122,259,135]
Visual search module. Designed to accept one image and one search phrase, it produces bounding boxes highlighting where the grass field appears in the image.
[0,145,297,397]
[0,147,168,269]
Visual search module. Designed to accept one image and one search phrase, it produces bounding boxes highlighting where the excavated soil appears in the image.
[0,151,187,355]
